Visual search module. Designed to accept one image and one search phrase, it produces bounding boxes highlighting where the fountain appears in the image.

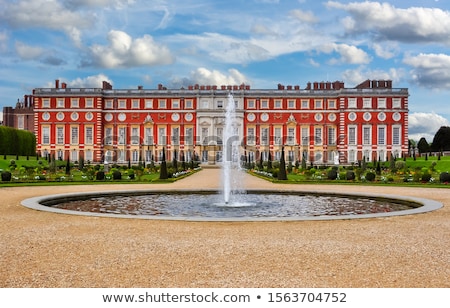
[222,93,244,204]
[19,95,443,221]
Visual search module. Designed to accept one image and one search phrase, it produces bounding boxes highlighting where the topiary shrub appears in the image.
[1,171,12,182]
[327,169,338,180]
[421,172,432,182]
[439,172,450,183]
[365,172,376,182]
[395,160,406,170]
[346,170,355,180]
[112,170,122,180]
[96,171,105,180]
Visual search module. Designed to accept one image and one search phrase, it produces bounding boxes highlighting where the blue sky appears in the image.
[1,0,450,141]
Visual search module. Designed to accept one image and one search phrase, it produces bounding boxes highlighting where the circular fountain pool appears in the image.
[21,189,442,221]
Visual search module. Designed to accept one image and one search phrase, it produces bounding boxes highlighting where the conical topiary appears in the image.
[159,147,168,179]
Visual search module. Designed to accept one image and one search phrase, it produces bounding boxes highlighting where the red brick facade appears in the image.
[30,79,408,165]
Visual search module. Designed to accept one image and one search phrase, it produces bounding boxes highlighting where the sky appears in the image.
[1,0,450,142]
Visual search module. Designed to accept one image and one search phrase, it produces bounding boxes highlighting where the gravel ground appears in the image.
[0,168,449,288]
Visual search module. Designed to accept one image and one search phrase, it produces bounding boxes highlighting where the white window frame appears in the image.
[348,126,357,145]
[172,99,180,109]
[301,100,309,109]
[71,98,79,108]
[71,126,79,145]
[274,127,282,145]
[314,127,323,145]
[145,127,153,145]
[288,100,295,109]
[158,99,166,109]
[363,98,372,108]
[274,99,282,109]
[118,99,126,109]
[42,126,50,145]
[42,98,50,108]
[377,98,386,109]
[378,125,386,145]
[85,98,94,108]
[260,99,269,109]
[85,126,93,145]
[392,125,401,145]
[57,98,65,108]
[348,98,357,108]
[145,99,153,109]
[131,127,139,145]
[363,125,371,145]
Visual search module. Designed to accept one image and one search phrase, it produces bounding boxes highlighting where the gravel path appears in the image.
[1,168,449,287]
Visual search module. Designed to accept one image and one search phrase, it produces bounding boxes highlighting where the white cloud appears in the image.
[341,67,403,86]
[44,74,113,88]
[191,68,249,85]
[408,112,450,142]
[85,30,174,68]
[371,42,398,59]
[403,53,450,89]
[289,9,318,23]
[324,43,371,65]
[15,41,45,60]
[1,0,93,47]
[0,31,9,53]
[326,1,450,45]
[169,67,250,88]
[67,74,113,88]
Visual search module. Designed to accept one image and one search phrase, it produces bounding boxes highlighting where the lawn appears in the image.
[0,155,199,185]
[250,155,450,187]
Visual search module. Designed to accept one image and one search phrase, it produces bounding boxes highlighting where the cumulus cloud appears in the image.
[322,43,371,65]
[408,112,450,142]
[341,67,403,86]
[69,74,113,88]
[403,53,450,89]
[169,67,250,88]
[326,1,450,44]
[371,42,399,59]
[1,0,93,47]
[84,30,174,68]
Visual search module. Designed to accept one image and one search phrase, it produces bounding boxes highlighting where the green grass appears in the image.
[0,155,200,186]
[250,155,450,188]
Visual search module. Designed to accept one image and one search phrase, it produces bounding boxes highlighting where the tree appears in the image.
[417,137,430,154]
[277,147,288,180]
[65,157,71,175]
[159,147,168,179]
[172,149,178,172]
[431,126,450,151]
[181,151,186,171]
[267,151,272,170]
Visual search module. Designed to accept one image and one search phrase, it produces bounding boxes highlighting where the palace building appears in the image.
[30,79,409,165]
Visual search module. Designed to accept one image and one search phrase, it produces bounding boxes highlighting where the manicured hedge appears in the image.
[0,126,36,156]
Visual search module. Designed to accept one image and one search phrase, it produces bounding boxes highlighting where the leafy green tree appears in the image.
[431,126,450,151]
[417,137,430,154]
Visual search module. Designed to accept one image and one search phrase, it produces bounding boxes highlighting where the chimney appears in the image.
[61,82,67,89]
[55,79,59,88]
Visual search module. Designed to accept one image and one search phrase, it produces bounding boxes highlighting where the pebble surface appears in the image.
[1,168,449,287]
